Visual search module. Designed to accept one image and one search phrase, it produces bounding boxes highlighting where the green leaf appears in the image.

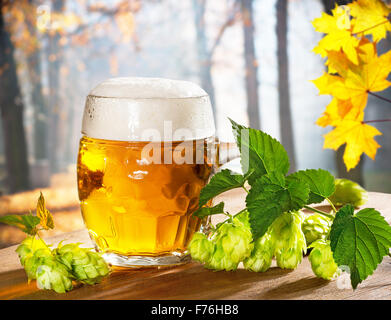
[229,118,290,184]
[37,192,54,230]
[0,214,41,235]
[246,174,310,240]
[193,202,225,218]
[199,169,252,207]
[330,205,391,289]
[289,169,335,204]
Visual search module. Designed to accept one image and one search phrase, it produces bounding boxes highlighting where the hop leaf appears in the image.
[0,192,54,234]
[193,202,225,219]
[302,213,332,245]
[199,169,253,207]
[330,205,391,289]
[0,214,40,236]
[309,239,340,280]
[229,119,290,184]
[54,243,110,285]
[329,178,368,207]
[289,169,335,205]
[36,192,54,230]
[246,174,309,241]
[271,211,307,269]
[36,256,73,293]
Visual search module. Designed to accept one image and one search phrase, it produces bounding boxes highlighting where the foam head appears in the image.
[82,77,216,142]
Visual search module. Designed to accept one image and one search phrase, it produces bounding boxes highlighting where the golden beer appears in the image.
[77,137,212,256]
[78,77,216,267]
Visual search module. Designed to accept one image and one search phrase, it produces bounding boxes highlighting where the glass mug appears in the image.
[77,78,238,268]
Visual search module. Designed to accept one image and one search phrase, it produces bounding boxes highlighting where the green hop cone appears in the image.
[308,239,340,280]
[243,231,274,272]
[36,256,73,293]
[54,243,110,285]
[302,213,332,245]
[271,211,307,269]
[15,237,52,280]
[329,178,368,207]
[24,247,53,280]
[206,211,253,271]
[15,236,50,267]
[189,232,214,263]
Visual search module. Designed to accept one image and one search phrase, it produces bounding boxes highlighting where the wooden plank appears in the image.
[0,190,391,300]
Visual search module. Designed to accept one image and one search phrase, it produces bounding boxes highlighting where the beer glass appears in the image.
[77,77,220,268]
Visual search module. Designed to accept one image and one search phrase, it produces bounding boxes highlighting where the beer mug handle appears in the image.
[213,137,241,169]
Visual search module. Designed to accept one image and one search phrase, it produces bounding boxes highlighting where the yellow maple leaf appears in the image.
[312,72,344,95]
[324,120,382,171]
[330,43,391,110]
[325,50,351,75]
[317,98,363,127]
[312,5,360,64]
[349,0,391,42]
[325,38,371,74]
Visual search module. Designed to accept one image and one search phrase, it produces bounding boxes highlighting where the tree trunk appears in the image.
[276,0,296,172]
[321,0,363,185]
[24,0,50,188]
[47,0,65,173]
[26,0,48,163]
[29,52,48,162]
[192,0,217,115]
[240,0,260,130]
[0,0,30,193]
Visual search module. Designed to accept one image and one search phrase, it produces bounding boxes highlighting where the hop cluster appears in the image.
[189,211,253,271]
[271,211,307,269]
[308,239,339,280]
[15,236,110,293]
[329,178,368,207]
[190,210,307,272]
[302,213,332,245]
[54,243,110,285]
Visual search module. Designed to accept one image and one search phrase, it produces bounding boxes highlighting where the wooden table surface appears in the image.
[1,189,391,300]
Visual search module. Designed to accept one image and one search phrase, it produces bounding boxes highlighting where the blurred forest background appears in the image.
[0,0,390,247]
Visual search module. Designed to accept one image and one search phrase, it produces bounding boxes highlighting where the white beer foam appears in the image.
[82,77,216,142]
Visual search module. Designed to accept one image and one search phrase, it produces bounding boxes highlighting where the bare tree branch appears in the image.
[209,0,240,57]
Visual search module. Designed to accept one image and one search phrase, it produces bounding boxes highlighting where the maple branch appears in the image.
[363,119,391,124]
[368,91,391,104]
[352,18,391,36]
